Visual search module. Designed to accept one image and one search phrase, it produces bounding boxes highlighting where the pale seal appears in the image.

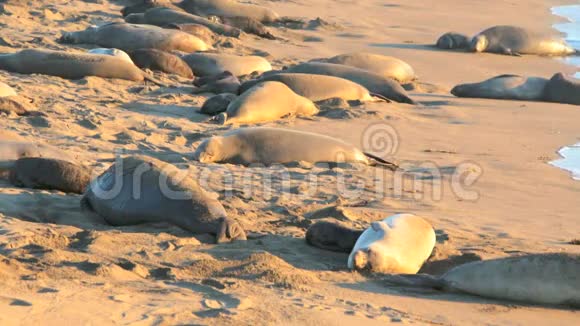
[179,0,280,23]
[60,22,209,53]
[182,53,272,77]
[215,81,318,125]
[9,157,90,194]
[193,127,398,169]
[470,25,576,56]
[306,221,363,253]
[314,52,416,83]
[283,62,415,104]
[543,73,580,106]
[238,73,375,102]
[0,141,75,171]
[347,213,436,274]
[87,48,134,64]
[128,48,194,78]
[436,32,470,50]
[451,74,549,101]
[384,253,580,307]
[0,81,17,97]
[81,156,246,243]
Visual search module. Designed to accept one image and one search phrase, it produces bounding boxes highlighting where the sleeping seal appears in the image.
[216,81,318,125]
[451,74,549,101]
[470,25,576,56]
[0,49,160,83]
[121,0,182,17]
[128,48,194,78]
[543,73,580,106]
[193,71,241,94]
[81,156,246,243]
[88,48,134,64]
[182,53,272,77]
[193,127,398,170]
[179,0,280,23]
[315,52,416,83]
[60,22,209,53]
[238,73,375,102]
[436,32,470,50]
[347,213,435,274]
[0,141,75,171]
[199,93,237,115]
[9,158,90,194]
[306,221,363,253]
[283,62,415,104]
[384,253,580,307]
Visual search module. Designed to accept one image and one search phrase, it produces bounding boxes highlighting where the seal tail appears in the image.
[382,273,446,290]
[369,93,392,103]
[364,152,399,171]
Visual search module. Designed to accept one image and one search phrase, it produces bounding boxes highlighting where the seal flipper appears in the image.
[363,152,399,171]
[369,93,392,103]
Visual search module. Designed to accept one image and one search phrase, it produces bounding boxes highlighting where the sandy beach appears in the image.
[0,0,579,324]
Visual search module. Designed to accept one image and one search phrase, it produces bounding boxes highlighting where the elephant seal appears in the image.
[347,213,435,274]
[88,48,134,64]
[200,93,236,115]
[0,81,17,97]
[0,49,162,83]
[193,71,240,94]
[193,127,398,169]
[164,23,216,44]
[215,81,318,125]
[60,22,209,53]
[121,0,182,17]
[179,0,280,23]
[543,73,580,106]
[284,62,415,104]
[383,253,580,307]
[451,74,549,101]
[81,156,246,243]
[315,52,416,83]
[9,158,90,194]
[0,141,75,171]
[181,53,272,77]
[128,49,194,78]
[470,25,576,56]
[436,32,470,50]
[306,221,363,253]
[208,15,275,39]
[238,73,375,102]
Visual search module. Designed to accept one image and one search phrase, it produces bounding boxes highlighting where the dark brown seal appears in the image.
[9,157,91,194]
[128,48,194,78]
[305,221,363,253]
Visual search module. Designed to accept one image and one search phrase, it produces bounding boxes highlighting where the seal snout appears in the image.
[470,35,488,53]
[352,249,369,270]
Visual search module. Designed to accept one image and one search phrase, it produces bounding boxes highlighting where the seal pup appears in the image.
[436,32,470,50]
[81,156,246,243]
[347,213,436,274]
[60,22,210,53]
[543,73,580,106]
[0,49,164,84]
[0,141,75,171]
[451,74,549,101]
[314,52,416,83]
[238,73,376,102]
[283,62,415,104]
[215,81,318,125]
[200,93,236,115]
[193,127,399,170]
[182,53,272,77]
[383,253,580,307]
[306,221,363,253]
[179,0,280,23]
[9,158,90,194]
[128,48,194,78]
[193,71,240,94]
[470,25,576,56]
[88,48,134,64]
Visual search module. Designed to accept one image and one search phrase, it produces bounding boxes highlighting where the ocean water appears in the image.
[550,5,580,180]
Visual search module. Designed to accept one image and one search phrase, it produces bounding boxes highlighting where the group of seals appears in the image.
[436,25,577,56]
[451,73,580,105]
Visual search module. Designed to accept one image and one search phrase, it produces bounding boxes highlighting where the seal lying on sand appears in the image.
[215,81,318,125]
[314,52,416,83]
[9,158,90,194]
[164,23,216,44]
[238,73,376,102]
[182,53,272,77]
[0,141,75,171]
[451,74,549,101]
[470,25,576,56]
[306,221,363,253]
[88,48,134,64]
[283,62,415,104]
[193,71,240,94]
[121,0,181,17]
[0,49,163,84]
[128,49,194,78]
[81,156,246,243]
[435,32,470,50]
[543,73,580,106]
[207,15,275,39]
[348,213,435,274]
[384,253,580,307]
[193,127,399,170]
[179,0,280,23]
[200,93,236,115]
[60,22,209,53]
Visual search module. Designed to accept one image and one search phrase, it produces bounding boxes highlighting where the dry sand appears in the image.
[0,0,579,324]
